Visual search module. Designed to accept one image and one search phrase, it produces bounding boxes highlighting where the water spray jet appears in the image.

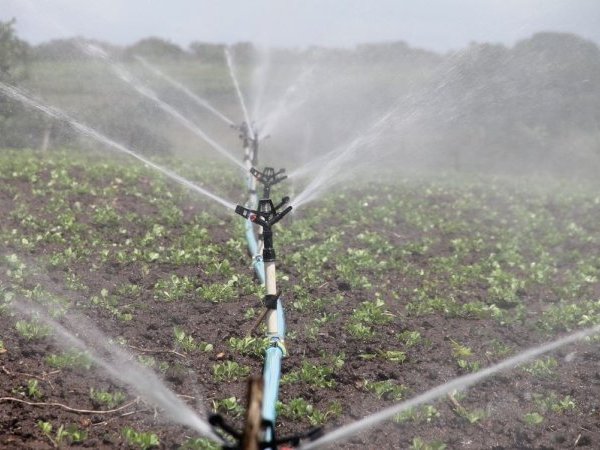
[300,325,600,449]
[80,43,245,170]
[135,55,236,127]
[0,81,236,211]
[10,299,222,444]
[225,48,255,141]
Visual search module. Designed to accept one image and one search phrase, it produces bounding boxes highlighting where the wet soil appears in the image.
[1,161,600,449]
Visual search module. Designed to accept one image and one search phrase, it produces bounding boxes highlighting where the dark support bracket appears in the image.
[264,291,281,310]
[209,414,323,449]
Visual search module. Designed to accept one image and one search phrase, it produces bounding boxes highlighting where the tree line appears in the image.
[1,18,599,176]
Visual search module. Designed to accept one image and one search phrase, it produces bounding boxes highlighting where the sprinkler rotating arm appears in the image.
[234,200,292,230]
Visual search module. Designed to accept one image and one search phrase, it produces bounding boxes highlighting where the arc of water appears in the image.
[135,55,235,127]
[11,300,223,443]
[287,45,485,205]
[259,66,314,138]
[291,106,400,210]
[0,82,236,211]
[80,43,244,170]
[225,47,255,139]
[301,325,600,449]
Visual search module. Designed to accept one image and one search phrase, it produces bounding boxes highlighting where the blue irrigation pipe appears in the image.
[244,170,265,284]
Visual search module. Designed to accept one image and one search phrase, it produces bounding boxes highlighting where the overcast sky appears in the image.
[3,0,600,52]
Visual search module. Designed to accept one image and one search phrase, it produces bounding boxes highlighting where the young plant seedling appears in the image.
[122,427,160,449]
[90,388,127,409]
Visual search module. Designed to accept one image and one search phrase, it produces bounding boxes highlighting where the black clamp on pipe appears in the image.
[264,291,281,310]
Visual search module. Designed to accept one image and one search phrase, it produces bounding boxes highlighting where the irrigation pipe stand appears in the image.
[234,196,292,447]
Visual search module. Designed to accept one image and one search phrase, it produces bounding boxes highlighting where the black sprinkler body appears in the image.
[250,167,287,199]
[235,198,292,262]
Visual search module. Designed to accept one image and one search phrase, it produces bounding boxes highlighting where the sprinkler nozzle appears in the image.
[235,205,248,217]
[274,196,290,211]
[269,205,292,226]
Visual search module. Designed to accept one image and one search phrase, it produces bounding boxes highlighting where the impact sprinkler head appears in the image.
[250,167,287,199]
[235,198,292,262]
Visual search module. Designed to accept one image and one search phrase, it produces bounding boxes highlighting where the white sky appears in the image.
[2,0,600,52]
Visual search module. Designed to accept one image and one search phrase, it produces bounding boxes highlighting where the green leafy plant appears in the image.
[212,361,250,382]
[523,412,544,425]
[154,275,194,301]
[228,336,269,357]
[46,350,93,370]
[410,437,447,450]
[394,405,440,423]
[364,380,408,401]
[523,357,558,378]
[212,396,244,418]
[281,362,335,388]
[90,388,126,409]
[174,327,213,353]
[38,421,87,446]
[347,322,375,340]
[197,282,236,303]
[352,298,394,325]
[533,392,576,414]
[278,397,342,426]
[122,427,160,449]
[15,319,51,341]
[26,379,43,400]
[397,330,422,347]
[179,437,221,449]
[450,339,480,372]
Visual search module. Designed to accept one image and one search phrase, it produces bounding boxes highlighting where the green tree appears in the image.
[0,18,29,82]
[0,19,38,149]
[125,37,185,59]
[189,42,226,63]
